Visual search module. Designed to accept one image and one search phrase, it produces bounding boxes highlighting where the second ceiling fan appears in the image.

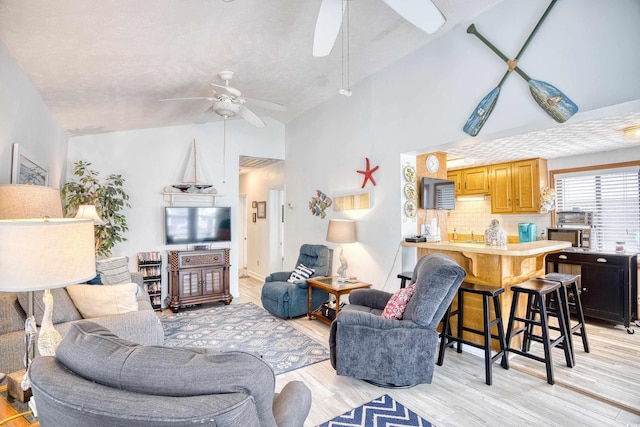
[159,70,286,128]
[313,0,446,57]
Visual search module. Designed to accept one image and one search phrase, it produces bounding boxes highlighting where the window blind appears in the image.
[555,166,640,253]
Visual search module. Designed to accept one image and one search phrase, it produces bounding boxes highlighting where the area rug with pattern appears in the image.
[160,302,329,375]
[318,394,431,427]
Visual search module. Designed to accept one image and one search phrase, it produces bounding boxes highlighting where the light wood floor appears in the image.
[238,277,640,426]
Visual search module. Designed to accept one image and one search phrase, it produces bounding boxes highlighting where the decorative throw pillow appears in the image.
[287,264,315,282]
[66,282,138,318]
[381,284,417,320]
[17,288,83,326]
[96,256,131,285]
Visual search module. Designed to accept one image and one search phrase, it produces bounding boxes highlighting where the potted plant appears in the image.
[62,161,130,257]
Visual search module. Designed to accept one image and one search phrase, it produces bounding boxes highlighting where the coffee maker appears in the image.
[518,222,536,243]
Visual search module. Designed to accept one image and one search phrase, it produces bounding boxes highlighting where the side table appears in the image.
[307,276,372,325]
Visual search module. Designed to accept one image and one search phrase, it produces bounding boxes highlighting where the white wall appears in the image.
[0,41,68,187]
[67,118,285,302]
[283,0,640,292]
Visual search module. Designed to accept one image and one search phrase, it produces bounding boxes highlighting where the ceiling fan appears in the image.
[159,70,287,128]
[313,0,446,57]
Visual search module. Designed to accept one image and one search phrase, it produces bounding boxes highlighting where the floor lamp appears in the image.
[0,218,96,392]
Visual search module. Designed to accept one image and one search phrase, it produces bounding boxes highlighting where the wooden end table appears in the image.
[307,276,372,325]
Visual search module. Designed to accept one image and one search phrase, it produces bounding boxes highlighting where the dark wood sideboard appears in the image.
[166,249,232,312]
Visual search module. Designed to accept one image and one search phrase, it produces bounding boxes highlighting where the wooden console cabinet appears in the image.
[167,249,232,312]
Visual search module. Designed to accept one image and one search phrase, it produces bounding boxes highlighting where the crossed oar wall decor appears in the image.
[463,0,578,137]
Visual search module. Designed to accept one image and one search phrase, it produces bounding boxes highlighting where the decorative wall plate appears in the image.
[403,166,416,183]
[404,200,417,218]
[404,183,417,200]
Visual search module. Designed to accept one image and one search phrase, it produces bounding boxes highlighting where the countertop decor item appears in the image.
[484,219,507,246]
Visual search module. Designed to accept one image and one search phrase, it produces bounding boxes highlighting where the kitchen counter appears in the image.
[402,239,571,349]
[401,239,571,256]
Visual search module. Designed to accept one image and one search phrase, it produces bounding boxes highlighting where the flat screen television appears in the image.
[421,177,455,210]
[164,207,231,244]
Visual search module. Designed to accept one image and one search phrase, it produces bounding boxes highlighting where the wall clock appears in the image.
[426,154,440,174]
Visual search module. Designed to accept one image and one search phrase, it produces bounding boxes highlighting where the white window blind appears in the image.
[555,166,640,253]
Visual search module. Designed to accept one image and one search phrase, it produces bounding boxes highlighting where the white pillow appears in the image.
[66,282,139,318]
[288,264,315,282]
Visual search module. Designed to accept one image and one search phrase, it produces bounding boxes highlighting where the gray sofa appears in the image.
[30,320,312,427]
[329,253,466,387]
[0,272,164,374]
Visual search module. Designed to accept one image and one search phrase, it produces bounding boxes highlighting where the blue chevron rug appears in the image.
[160,302,329,375]
[318,394,431,427]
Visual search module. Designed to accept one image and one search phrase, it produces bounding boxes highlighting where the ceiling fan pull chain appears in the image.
[222,117,227,184]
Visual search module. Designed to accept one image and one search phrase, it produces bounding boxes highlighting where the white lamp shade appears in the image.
[0,184,63,219]
[0,218,96,292]
[75,204,105,225]
[326,219,357,244]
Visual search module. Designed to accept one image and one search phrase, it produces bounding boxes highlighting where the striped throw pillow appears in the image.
[287,264,315,282]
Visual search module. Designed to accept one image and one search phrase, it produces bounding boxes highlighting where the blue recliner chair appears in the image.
[261,244,333,318]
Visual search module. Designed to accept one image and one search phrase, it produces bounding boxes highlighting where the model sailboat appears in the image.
[172,140,214,193]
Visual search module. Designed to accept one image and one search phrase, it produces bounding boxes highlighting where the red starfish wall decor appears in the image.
[357,157,379,188]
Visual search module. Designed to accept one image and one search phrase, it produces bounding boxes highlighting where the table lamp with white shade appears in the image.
[0,185,96,391]
[326,219,357,281]
[0,218,96,389]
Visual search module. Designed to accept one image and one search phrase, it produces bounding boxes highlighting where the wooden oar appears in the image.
[464,0,576,136]
[464,0,557,136]
[465,30,578,135]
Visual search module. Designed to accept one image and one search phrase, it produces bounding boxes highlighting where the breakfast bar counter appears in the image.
[402,240,571,348]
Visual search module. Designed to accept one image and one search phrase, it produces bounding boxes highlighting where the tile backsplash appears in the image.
[447,196,551,241]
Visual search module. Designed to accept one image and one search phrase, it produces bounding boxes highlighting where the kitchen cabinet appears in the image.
[546,251,637,332]
[167,249,232,312]
[489,158,547,214]
[447,166,489,196]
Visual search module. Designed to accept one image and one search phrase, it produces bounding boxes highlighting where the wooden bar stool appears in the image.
[397,272,412,289]
[437,282,508,385]
[505,279,573,385]
[542,273,589,353]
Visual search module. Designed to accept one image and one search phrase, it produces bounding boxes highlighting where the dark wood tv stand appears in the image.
[167,248,232,313]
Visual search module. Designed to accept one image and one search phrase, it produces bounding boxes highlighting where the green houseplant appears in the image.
[62,161,130,257]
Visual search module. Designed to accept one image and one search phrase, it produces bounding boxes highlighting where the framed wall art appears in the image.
[256,201,266,219]
[11,143,48,185]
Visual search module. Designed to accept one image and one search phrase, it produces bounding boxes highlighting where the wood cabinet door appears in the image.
[447,170,462,196]
[201,268,224,296]
[462,167,489,194]
[512,159,538,213]
[179,270,200,298]
[490,164,512,213]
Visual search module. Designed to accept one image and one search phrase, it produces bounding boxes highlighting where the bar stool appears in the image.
[437,282,508,385]
[397,272,412,289]
[505,279,573,385]
[542,273,589,353]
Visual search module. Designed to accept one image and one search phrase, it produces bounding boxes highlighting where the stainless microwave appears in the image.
[547,227,591,249]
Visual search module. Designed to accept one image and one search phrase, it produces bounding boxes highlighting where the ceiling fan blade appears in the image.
[381,0,445,34]
[238,105,266,128]
[195,106,215,124]
[240,97,287,112]
[158,97,215,102]
[313,0,344,57]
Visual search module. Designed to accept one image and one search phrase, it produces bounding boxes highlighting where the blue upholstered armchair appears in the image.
[261,244,333,318]
[329,253,466,387]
